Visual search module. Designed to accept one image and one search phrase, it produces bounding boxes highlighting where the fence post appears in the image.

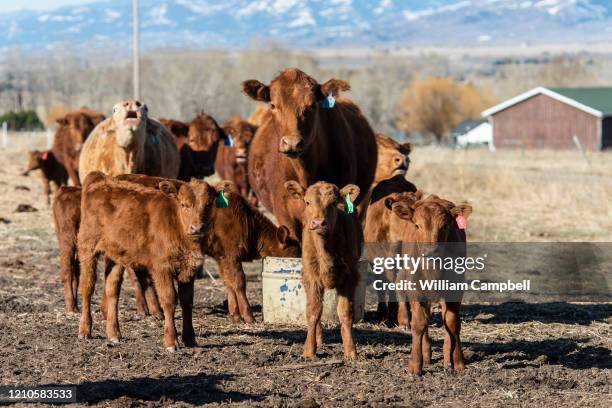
[2,122,7,149]
[46,128,53,149]
[572,135,591,167]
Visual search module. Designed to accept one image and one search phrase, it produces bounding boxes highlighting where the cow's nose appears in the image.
[189,224,203,235]
[279,137,304,154]
[309,218,327,230]
[394,155,406,167]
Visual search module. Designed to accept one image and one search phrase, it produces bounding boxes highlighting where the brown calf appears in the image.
[52,185,160,317]
[77,172,216,351]
[23,150,68,204]
[206,182,300,323]
[385,193,472,375]
[285,181,363,360]
[216,116,258,205]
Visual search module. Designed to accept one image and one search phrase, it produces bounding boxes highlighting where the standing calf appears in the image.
[385,193,472,375]
[285,181,362,360]
[23,150,68,204]
[77,172,216,351]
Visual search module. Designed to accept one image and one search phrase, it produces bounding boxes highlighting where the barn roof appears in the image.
[482,86,612,118]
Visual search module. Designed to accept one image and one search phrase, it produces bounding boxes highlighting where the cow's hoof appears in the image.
[77,333,91,340]
[108,337,120,344]
[165,346,177,353]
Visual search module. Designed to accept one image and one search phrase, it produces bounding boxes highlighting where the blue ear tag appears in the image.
[224,134,234,147]
[216,190,229,208]
[319,94,335,109]
[345,193,355,214]
[151,133,160,145]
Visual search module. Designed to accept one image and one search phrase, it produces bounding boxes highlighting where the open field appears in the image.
[0,138,610,407]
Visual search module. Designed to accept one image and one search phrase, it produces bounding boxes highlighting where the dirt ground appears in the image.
[0,140,610,407]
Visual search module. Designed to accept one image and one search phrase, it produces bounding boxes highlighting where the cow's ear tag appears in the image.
[345,193,355,214]
[224,134,234,147]
[319,94,335,109]
[456,214,467,230]
[216,190,229,208]
[151,133,160,145]
[40,152,48,160]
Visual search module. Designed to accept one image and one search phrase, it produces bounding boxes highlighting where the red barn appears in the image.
[482,87,612,150]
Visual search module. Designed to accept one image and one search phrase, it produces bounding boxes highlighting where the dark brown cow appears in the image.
[23,150,68,204]
[385,193,472,375]
[77,172,216,351]
[285,181,362,360]
[52,185,161,317]
[243,68,377,241]
[53,108,105,186]
[216,116,258,205]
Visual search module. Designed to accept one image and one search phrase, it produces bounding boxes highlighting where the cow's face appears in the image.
[112,100,148,148]
[222,119,257,164]
[375,133,412,183]
[285,181,359,237]
[23,150,43,175]
[56,112,97,154]
[187,112,226,152]
[173,180,215,239]
[242,68,350,157]
[386,193,472,246]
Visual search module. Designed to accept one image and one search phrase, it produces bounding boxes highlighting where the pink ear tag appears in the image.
[40,152,48,160]
[456,214,467,230]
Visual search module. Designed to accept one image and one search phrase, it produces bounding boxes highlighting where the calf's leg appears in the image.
[442,301,465,370]
[126,267,148,316]
[77,246,97,339]
[59,239,78,313]
[303,279,324,357]
[407,301,430,375]
[177,280,197,347]
[104,264,124,343]
[220,258,254,323]
[337,282,357,360]
[152,268,179,351]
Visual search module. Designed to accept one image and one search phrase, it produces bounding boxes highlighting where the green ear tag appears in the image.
[345,193,354,214]
[216,190,229,208]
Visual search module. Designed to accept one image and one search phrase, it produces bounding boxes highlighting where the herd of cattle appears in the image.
[22,68,472,375]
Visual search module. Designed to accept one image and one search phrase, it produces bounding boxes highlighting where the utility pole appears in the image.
[133,0,140,101]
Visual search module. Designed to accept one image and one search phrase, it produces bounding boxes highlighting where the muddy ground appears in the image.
[0,144,610,407]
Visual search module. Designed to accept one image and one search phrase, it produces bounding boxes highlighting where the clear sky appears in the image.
[0,0,99,13]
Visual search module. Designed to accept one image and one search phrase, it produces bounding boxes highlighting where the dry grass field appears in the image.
[0,134,610,407]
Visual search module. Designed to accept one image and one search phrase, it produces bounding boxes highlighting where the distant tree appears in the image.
[0,110,44,131]
[396,77,496,143]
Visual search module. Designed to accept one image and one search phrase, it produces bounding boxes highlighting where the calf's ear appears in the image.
[284,180,305,200]
[401,142,412,155]
[214,180,238,194]
[56,117,68,126]
[158,181,178,197]
[451,204,473,220]
[339,184,360,203]
[319,79,350,97]
[276,225,291,246]
[391,201,414,220]
[242,80,271,102]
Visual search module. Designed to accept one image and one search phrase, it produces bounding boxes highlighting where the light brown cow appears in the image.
[78,100,180,180]
[53,107,105,186]
[285,181,362,360]
[247,103,269,127]
[243,68,377,242]
[216,116,258,205]
[23,150,68,204]
[385,193,472,375]
[77,172,216,351]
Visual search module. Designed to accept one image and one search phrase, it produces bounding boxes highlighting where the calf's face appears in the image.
[187,113,226,152]
[222,119,256,164]
[165,180,215,238]
[243,68,350,157]
[285,181,359,236]
[23,150,43,174]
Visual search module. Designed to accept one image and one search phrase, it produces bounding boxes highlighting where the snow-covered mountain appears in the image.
[1,0,612,52]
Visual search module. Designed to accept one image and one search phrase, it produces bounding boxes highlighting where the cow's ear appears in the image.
[276,225,291,246]
[414,190,424,200]
[242,80,270,102]
[215,180,238,194]
[319,79,350,98]
[56,117,68,126]
[284,181,305,200]
[158,181,178,197]
[451,204,473,220]
[401,142,412,155]
[384,197,396,210]
[339,184,359,204]
[391,201,414,220]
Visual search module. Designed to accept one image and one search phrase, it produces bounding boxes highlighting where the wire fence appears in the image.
[1,124,52,151]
